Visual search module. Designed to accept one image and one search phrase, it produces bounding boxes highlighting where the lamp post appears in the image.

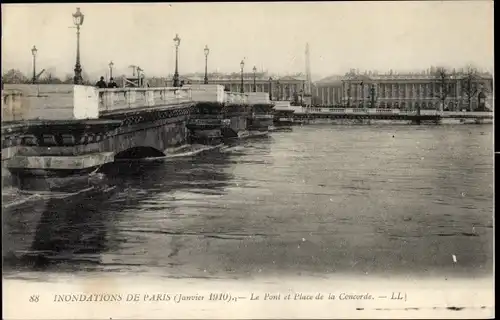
[31,45,38,84]
[108,61,114,80]
[347,87,351,107]
[252,66,257,92]
[359,82,364,108]
[173,34,181,87]
[240,60,245,93]
[370,84,376,108]
[137,66,143,86]
[478,91,486,111]
[277,80,281,100]
[204,45,209,84]
[72,7,84,84]
[342,80,351,107]
[268,77,273,100]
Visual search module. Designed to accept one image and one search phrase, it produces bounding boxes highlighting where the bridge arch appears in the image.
[114,146,166,160]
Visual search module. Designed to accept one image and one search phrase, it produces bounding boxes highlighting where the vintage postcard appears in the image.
[1,2,494,319]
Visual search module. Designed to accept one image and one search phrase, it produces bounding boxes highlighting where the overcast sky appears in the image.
[1,2,494,81]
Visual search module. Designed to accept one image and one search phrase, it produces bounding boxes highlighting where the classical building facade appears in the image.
[313,75,344,106]
[313,68,493,111]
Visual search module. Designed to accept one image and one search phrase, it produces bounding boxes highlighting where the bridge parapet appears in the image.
[97,87,192,114]
[224,91,249,105]
[2,84,100,121]
[1,84,195,122]
[245,92,271,105]
[1,89,24,121]
[183,84,271,106]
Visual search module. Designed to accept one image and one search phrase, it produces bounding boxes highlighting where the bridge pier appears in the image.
[248,104,275,133]
[186,85,274,140]
[186,102,224,145]
[221,104,252,139]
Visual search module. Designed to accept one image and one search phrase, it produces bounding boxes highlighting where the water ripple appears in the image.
[2,125,493,278]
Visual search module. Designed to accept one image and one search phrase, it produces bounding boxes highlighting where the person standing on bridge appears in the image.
[95,76,107,88]
[108,77,118,88]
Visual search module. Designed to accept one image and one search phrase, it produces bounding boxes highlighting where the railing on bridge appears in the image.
[1,89,25,122]
[224,91,249,105]
[185,84,271,105]
[294,107,493,118]
[97,87,192,113]
[2,84,100,121]
[1,84,275,122]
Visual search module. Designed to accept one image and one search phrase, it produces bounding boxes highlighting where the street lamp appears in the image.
[204,45,209,84]
[108,61,114,80]
[173,34,181,87]
[359,82,364,108]
[31,45,38,84]
[72,7,84,84]
[478,91,486,111]
[347,87,351,107]
[240,60,245,93]
[252,66,257,92]
[268,77,273,100]
[370,84,376,108]
[137,66,143,86]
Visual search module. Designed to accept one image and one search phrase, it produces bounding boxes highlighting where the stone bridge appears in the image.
[1,84,273,179]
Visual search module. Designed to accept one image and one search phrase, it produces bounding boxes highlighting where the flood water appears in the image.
[2,124,494,279]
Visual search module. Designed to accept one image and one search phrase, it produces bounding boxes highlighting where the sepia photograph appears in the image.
[1,1,494,319]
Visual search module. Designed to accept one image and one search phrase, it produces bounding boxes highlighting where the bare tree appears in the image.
[430,67,453,111]
[460,65,480,111]
[63,74,74,84]
[38,71,63,84]
[2,69,29,84]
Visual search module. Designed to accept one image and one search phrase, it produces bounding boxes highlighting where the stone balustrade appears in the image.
[224,91,249,105]
[1,84,274,123]
[1,90,25,121]
[0,84,194,122]
[97,87,192,113]
[245,92,271,105]
[294,107,494,117]
[2,84,99,121]
[185,84,271,105]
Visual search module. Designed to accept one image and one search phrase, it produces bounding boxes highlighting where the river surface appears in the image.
[2,124,494,280]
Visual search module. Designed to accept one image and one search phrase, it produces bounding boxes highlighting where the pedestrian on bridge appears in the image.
[95,76,107,88]
[108,77,118,88]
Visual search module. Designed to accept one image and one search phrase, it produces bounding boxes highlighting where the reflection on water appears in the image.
[2,127,493,279]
